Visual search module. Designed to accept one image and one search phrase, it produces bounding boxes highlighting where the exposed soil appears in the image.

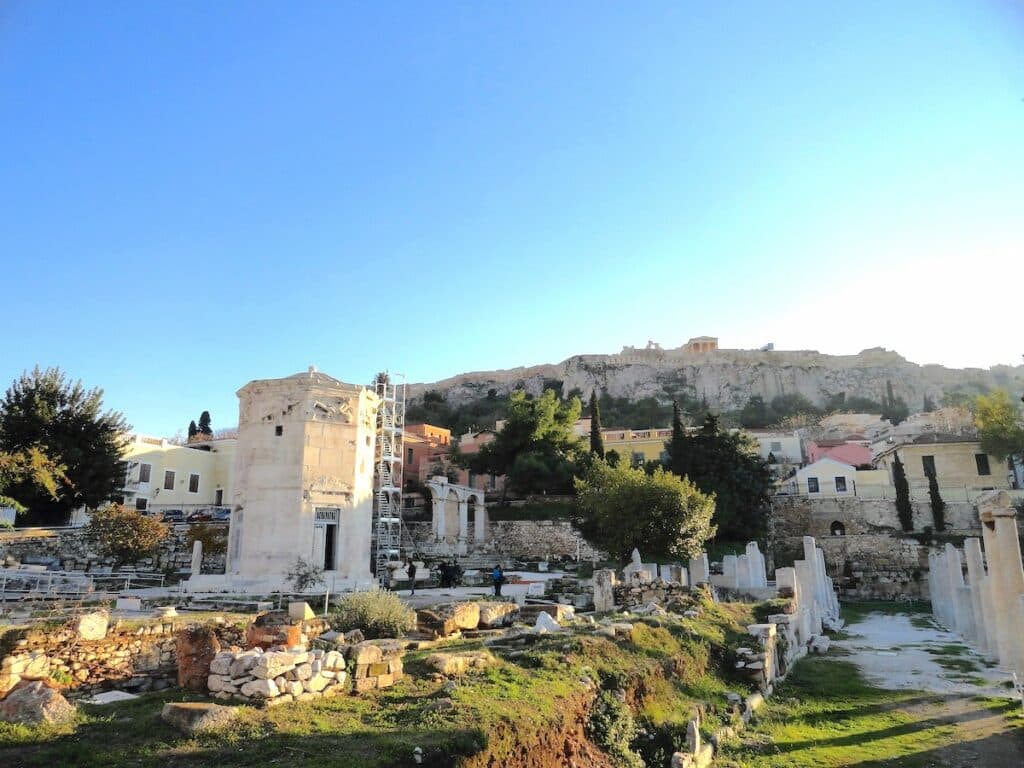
[460,691,616,768]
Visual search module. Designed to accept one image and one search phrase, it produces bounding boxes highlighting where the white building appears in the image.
[792,458,857,497]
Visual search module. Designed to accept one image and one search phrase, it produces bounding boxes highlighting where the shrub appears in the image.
[285,557,325,593]
[587,690,644,768]
[0,518,13,529]
[186,522,227,555]
[331,589,415,639]
[84,503,169,567]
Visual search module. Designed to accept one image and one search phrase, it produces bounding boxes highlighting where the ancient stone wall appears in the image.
[771,496,979,539]
[0,525,226,575]
[0,618,243,699]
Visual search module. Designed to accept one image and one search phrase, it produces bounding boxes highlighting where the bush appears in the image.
[0,518,13,529]
[587,690,644,768]
[84,503,169,567]
[331,589,415,639]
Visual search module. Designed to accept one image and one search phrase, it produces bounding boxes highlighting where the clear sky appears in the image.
[1,2,1022,437]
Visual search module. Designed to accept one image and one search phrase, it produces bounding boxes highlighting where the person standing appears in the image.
[492,564,504,597]
[407,558,418,596]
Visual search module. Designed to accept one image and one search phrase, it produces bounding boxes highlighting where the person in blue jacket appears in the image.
[492,565,505,597]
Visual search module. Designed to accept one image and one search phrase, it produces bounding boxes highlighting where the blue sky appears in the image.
[1,2,1021,437]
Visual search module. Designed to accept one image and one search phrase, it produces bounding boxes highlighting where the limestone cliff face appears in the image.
[410,347,1023,413]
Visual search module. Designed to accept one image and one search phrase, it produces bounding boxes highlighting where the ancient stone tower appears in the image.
[223,367,380,591]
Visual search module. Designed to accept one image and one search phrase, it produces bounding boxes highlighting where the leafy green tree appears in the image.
[460,389,582,501]
[84,503,169,567]
[975,390,1024,464]
[573,460,716,562]
[198,410,213,435]
[589,390,605,459]
[0,447,65,516]
[769,393,820,421]
[187,420,198,440]
[663,412,772,540]
[605,449,621,468]
[739,395,777,428]
[0,367,129,525]
[925,467,945,532]
[892,454,913,531]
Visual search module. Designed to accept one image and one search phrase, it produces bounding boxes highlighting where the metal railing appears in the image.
[0,567,166,601]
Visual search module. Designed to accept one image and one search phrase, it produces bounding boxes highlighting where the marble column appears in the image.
[944,544,974,641]
[963,538,990,654]
[457,500,469,542]
[191,541,203,575]
[737,555,752,588]
[989,504,1024,675]
[795,558,822,637]
[722,555,738,588]
[689,553,709,584]
[980,507,1014,668]
[432,496,445,541]
[473,501,486,542]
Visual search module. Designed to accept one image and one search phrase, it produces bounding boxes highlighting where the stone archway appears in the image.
[426,477,489,548]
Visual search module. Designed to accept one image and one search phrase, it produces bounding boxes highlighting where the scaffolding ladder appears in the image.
[371,373,406,585]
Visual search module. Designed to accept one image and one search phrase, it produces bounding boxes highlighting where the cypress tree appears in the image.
[893,454,913,531]
[187,420,198,440]
[666,400,688,477]
[926,467,946,532]
[198,410,213,435]
[588,390,605,459]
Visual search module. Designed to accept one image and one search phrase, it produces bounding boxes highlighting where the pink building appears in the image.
[806,438,872,467]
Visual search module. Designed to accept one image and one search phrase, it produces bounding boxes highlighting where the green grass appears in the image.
[840,600,931,628]
[0,593,765,768]
[717,654,1023,768]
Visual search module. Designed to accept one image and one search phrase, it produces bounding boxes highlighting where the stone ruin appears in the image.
[927,490,1024,680]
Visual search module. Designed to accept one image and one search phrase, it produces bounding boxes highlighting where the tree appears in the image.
[923,394,937,412]
[925,467,945,532]
[589,390,605,459]
[739,396,777,429]
[187,420,198,440]
[892,454,913,532]
[460,389,583,501]
[0,447,65,516]
[197,411,213,436]
[573,460,716,562]
[975,390,1024,464]
[663,412,772,540]
[0,367,130,525]
[881,380,909,426]
[84,503,169,567]
[606,449,621,468]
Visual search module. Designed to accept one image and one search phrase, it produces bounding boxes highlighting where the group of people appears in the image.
[403,557,505,596]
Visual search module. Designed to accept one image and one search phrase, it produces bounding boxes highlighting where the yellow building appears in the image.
[874,434,1010,498]
[600,427,673,466]
[120,434,236,515]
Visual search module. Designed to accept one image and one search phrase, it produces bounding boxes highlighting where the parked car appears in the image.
[211,508,231,522]
[159,509,186,523]
[186,509,213,523]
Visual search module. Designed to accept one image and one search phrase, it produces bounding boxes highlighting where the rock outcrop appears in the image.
[410,346,1022,415]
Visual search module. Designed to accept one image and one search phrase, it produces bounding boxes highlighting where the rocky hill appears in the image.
[410,345,1023,414]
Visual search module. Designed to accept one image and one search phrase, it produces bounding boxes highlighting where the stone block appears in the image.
[115,597,142,612]
[477,602,520,628]
[19,653,50,681]
[305,674,330,693]
[0,681,75,725]
[252,652,296,680]
[71,610,109,641]
[416,602,481,637]
[288,602,316,621]
[322,650,345,671]
[240,678,279,698]
[176,626,222,692]
[348,642,383,665]
[376,673,395,688]
[354,677,377,693]
[368,662,389,676]
[209,652,234,676]
[161,702,237,735]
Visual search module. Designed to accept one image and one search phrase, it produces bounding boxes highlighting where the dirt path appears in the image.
[836,610,1024,767]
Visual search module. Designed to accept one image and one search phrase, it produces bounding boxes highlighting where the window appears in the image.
[807,477,820,493]
[770,441,782,452]
[135,498,148,512]
[188,473,200,493]
[163,470,176,490]
[922,455,936,477]
[632,452,645,467]
[275,425,283,436]
[138,463,151,484]
[830,521,846,536]
[835,476,848,493]
[407,447,414,463]
[975,454,991,476]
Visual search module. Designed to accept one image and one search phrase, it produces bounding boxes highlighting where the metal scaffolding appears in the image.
[371,372,406,584]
